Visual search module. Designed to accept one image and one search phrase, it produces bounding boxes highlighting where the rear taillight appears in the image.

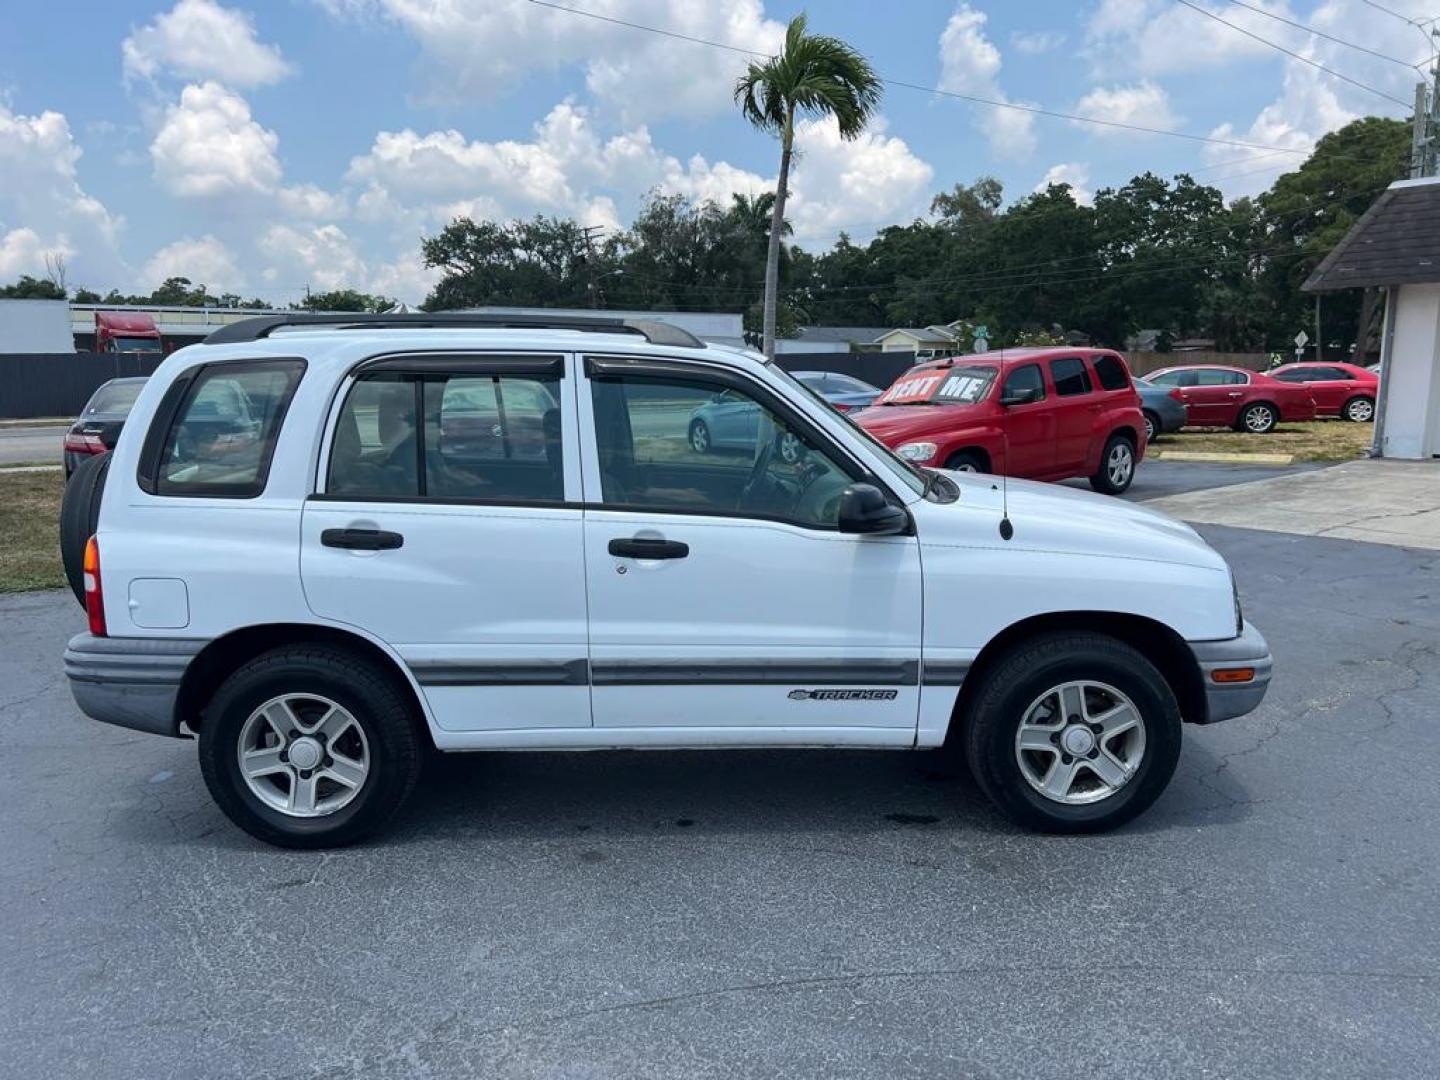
[1168,389,1185,403]
[63,431,106,455]
[83,536,106,637]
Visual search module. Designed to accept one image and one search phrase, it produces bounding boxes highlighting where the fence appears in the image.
[0,352,165,419]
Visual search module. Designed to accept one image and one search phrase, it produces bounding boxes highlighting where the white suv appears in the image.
[60,313,1271,847]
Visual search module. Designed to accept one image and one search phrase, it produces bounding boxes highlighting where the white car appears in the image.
[61,313,1271,847]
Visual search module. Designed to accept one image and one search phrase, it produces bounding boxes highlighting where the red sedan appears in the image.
[1266,362,1378,422]
[1143,365,1316,433]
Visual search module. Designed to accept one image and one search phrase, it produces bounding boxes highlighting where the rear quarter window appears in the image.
[1091,353,1132,391]
[1049,357,1092,396]
[141,359,305,498]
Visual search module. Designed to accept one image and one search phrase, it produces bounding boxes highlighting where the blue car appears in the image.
[687,371,883,463]
[793,370,883,412]
[1136,382,1189,443]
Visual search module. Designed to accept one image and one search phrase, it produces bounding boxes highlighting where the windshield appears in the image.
[111,336,162,353]
[85,381,145,415]
[877,364,999,406]
[769,364,926,495]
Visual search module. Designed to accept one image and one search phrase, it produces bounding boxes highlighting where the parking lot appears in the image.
[1,510,1436,1078]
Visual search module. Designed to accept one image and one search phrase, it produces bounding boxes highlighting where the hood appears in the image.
[919,470,1228,573]
[854,402,985,440]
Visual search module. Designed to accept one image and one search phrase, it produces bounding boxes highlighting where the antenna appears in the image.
[997,343,1013,540]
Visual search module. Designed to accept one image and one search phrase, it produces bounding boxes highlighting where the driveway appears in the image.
[0,524,1436,1078]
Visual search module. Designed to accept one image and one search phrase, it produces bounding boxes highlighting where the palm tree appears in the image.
[735,13,881,359]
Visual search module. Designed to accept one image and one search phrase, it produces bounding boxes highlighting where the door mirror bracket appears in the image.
[837,483,910,535]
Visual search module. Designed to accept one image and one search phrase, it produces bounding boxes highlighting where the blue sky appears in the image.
[1,1,1430,304]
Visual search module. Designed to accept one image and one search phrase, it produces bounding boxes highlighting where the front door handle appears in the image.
[322,527,404,550]
[608,537,689,560]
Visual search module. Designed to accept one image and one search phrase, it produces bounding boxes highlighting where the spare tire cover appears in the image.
[60,451,111,607]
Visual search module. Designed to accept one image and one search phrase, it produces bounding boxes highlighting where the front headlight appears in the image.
[897,441,938,463]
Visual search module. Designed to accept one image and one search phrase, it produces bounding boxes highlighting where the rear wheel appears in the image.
[198,646,424,848]
[1088,433,1136,495]
[688,419,712,454]
[1238,402,1277,434]
[944,450,987,473]
[1142,410,1159,444]
[60,451,110,607]
[1342,396,1374,423]
[963,633,1182,833]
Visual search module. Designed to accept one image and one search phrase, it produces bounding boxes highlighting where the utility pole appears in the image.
[578,225,605,309]
[1315,293,1323,365]
[1412,27,1440,178]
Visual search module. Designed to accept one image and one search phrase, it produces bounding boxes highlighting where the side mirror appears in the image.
[999,386,1042,406]
[838,483,910,535]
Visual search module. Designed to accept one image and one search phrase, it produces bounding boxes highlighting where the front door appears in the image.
[301,354,590,733]
[578,357,924,740]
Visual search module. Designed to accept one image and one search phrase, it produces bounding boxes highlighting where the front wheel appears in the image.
[1142,410,1159,444]
[1238,402,1277,434]
[1342,396,1375,423]
[963,633,1182,833]
[944,450,987,473]
[199,646,424,848]
[688,419,712,454]
[1088,434,1136,495]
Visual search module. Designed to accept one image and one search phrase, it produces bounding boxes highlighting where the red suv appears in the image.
[853,348,1146,495]
[1266,362,1378,422]
[1143,365,1316,433]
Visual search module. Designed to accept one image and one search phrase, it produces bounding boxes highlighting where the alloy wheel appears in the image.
[1346,398,1374,422]
[689,422,710,454]
[237,694,370,818]
[1014,680,1146,805]
[1244,405,1275,433]
[1106,442,1134,489]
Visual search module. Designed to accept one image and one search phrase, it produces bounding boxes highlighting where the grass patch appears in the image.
[0,471,65,593]
[1150,420,1372,463]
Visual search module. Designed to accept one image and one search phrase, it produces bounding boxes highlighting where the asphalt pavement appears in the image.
[0,423,66,466]
[0,521,1436,1078]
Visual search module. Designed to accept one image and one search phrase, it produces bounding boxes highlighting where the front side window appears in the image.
[154,360,304,497]
[328,371,564,503]
[1050,357,1092,396]
[590,374,858,527]
[1001,363,1045,400]
[1091,353,1131,391]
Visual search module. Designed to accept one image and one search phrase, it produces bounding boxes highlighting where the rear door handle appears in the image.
[608,537,689,560]
[1228,392,1243,398]
[321,527,404,551]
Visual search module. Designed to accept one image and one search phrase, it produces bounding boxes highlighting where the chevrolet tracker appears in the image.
[59,313,1272,847]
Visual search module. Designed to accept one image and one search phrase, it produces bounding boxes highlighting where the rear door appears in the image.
[301,353,590,734]
[578,355,923,741]
[1047,356,1095,473]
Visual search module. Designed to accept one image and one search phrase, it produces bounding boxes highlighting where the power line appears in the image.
[526,0,1338,158]
[1219,0,1429,71]
[1172,0,1412,108]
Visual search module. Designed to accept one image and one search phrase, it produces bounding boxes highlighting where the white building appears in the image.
[1304,177,1440,460]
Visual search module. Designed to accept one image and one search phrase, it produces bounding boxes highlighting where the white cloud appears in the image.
[0,104,123,283]
[346,100,932,247]
[144,234,242,290]
[123,0,291,88]
[257,222,438,301]
[1073,80,1179,135]
[150,81,282,197]
[1084,0,1278,76]
[319,0,784,123]
[937,4,1036,158]
[1010,29,1065,55]
[1035,163,1093,205]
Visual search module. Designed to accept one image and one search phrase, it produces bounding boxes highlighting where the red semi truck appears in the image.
[94,311,163,354]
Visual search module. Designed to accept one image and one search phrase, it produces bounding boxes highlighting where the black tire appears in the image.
[1236,402,1277,434]
[688,419,712,454]
[198,646,425,848]
[1342,396,1375,423]
[944,450,987,473]
[963,632,1182,833]
[60,451,111,608]
[1088,433,1136,495]
[1142,410,1160,444]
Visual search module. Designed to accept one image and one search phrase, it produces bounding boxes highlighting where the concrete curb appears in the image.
[1154,450,1295,465]
[0,465,63,474]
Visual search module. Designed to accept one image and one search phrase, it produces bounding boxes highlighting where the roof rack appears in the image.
[204,312,705,349]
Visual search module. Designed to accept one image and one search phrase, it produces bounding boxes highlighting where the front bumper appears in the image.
[1187,620,1272,724]
[63,633,205,738]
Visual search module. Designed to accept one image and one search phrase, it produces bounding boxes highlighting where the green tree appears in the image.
[298,289,396,313]
[421,216,609,310]
[735,12,881,359]
[0,274,66,299]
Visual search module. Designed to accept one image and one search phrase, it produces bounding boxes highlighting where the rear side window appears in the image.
[327,372,564,503]
[1050,357,1092,396]
[1091,353,1131,391]
[148,359,305,498]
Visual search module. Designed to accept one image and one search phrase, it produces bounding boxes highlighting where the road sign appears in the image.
[1293,330,1309,348]
[973,336,989,353]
